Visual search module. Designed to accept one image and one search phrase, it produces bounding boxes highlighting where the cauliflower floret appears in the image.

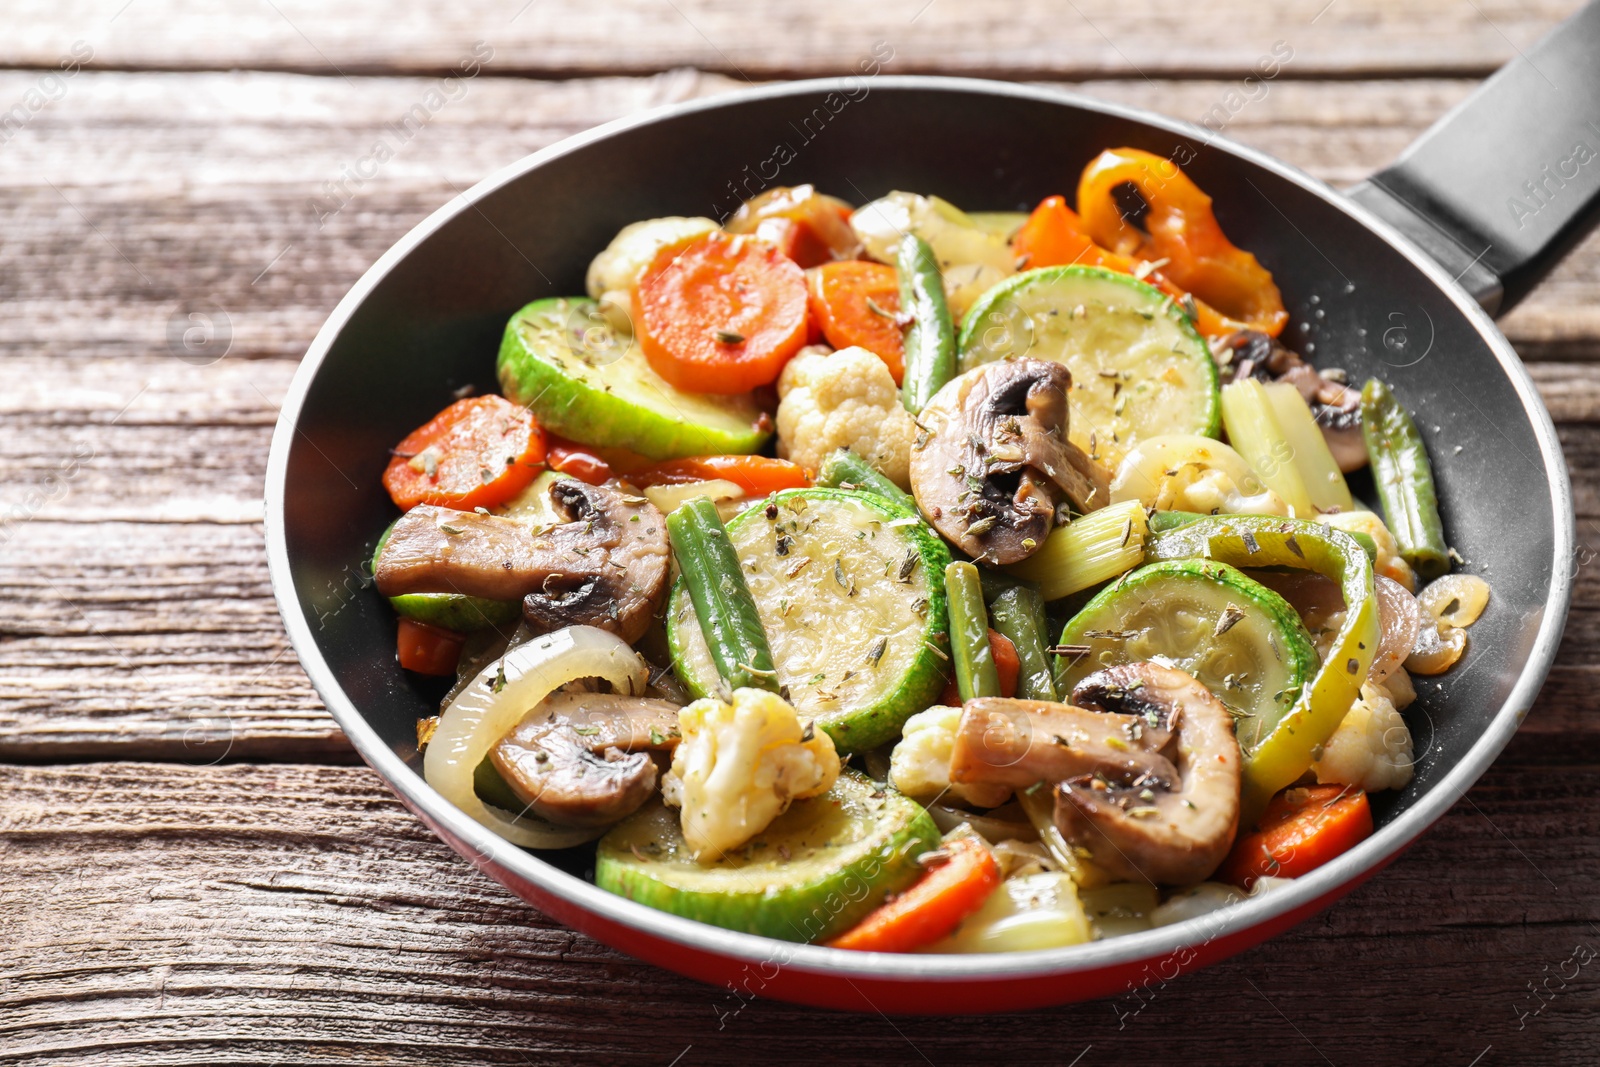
[1383,666,1417,710]
[661,687,840,863]
[1110,434,1286,516]
[1313,682,1414,792]
[1317,509,1417,591]
[585,216,719,299]
[1155,463,1288,517]
[889,705,1011,809]
[776,345,917,487]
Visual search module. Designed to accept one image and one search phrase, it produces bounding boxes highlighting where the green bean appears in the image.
[814,449,915,511]
[975,564,1027,604]
[1360,378,1449,579]
[987,585,1059,702]
[1148,509,1379,562]
[945,561,998,701]
[666,497,780,693]
[897,234,956,415]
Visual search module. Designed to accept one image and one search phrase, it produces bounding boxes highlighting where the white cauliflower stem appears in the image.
[890,706,1011,809]
[1313,682,1415,792]
[776,345,918,487]
[662,687,841,863]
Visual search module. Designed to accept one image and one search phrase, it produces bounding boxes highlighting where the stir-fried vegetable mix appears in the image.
[369,152,1489,953]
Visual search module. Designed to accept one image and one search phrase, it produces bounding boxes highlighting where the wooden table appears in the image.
[4,2,1599,1062]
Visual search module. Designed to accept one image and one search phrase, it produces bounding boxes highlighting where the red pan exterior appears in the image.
[404,779,1410,1012]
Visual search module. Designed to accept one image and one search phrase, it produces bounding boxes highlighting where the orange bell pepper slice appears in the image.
[1013,196,1239,339]
[1076,148,1289,337]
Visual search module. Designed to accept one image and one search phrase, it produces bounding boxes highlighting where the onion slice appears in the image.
[424,625,650,849]
[1371,576,1422,686]
[925,799,1039,844]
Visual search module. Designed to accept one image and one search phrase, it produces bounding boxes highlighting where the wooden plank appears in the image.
[2,756,1597,1064]
[0,0,1583,79]
[0,70,1596,362]
[3,69,1600,367]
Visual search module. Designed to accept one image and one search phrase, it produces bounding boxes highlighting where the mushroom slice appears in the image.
[490,692,682,828]
[372,479,669,643]
[910,359,1110,565]
[1055,662,1242,885]
[1068,670,1179,754]
[950,698,1177,792]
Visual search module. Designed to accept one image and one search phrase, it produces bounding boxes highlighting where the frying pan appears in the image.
[264,2,1599,1012]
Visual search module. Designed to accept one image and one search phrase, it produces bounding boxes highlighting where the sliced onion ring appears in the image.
[1407,623,1466,676]
[1371,576,1422,686]
[926,799,1038,844]
[424,625,649,849]
[1418,574,1491,630]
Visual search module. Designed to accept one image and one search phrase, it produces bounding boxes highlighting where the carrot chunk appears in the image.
[807,261,905,384]
[634,232,809,394]
[382,395,545,511]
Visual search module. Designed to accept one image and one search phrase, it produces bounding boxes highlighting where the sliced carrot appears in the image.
[382,395,545,511]
[1218,784,1373,890]
[991,630,1020,696]
[807,261,905,384]
[828,833,1001,952]
[396,618,466,675]
[635,232,809,394]
[940,629,1019,705]
[632,455,810,497]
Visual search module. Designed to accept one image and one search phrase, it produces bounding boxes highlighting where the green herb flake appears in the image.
[866,637,888,667]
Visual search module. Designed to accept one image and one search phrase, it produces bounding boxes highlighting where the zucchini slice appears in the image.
[1056,559,1317,753]
[667,488,951,752]
[596,770,939,942]
[957,266,1220,467]
[496,297,771,460]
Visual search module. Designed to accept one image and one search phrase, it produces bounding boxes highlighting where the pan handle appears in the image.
[1346,0,1600,316]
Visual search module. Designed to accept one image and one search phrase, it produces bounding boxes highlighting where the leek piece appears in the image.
[1263,381,1353,514]
[1220,379,1315,518]
[1003,500,1147,601]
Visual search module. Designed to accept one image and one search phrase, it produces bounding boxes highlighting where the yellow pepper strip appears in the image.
[1145,515,1378,822]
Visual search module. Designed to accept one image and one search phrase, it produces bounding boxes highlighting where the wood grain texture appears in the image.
[0,70,1597,363]
[1,0,1585,79]
[4,0,1600,1055]
[2,756,1597,1065]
